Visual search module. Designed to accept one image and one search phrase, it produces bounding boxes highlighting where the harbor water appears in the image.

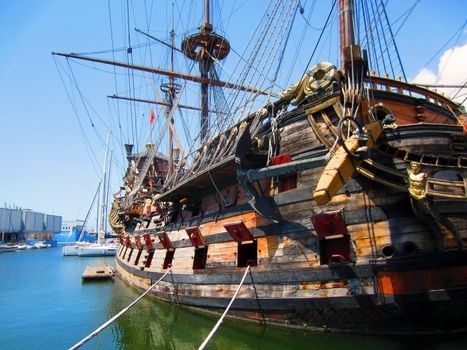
[0,248,466,350]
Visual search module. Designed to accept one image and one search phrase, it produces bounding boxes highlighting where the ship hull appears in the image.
[113,74,467,335]
[116,248,467,334]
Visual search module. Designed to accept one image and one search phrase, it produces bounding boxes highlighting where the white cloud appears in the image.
[412,67,437,85]
[411,43,467,109]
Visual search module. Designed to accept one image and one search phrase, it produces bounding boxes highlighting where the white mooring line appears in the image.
[68,268,172,350]
[198,265,251,350]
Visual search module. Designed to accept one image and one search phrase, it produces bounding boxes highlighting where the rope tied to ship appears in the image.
[198,265,251,350]
[68,268,172,350]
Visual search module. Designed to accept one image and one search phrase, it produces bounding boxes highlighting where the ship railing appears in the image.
[427,177,467,200]
[364,74,461,113]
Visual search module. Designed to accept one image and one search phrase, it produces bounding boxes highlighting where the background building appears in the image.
[0,207,62,243]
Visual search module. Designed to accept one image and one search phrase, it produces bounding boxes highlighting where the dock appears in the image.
[82,264,115,281]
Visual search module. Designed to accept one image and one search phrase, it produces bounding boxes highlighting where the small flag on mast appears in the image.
[149,108,156,124]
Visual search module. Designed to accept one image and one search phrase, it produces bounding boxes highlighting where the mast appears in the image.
[338,0,364,74]
[98,133,111,244]
[160,3,181,176]
[169,27,175,176]
[338,0,367,126]
[200,0,211,144]
[105,151,112,235]
[181,0,230,144]
[77,183,101,242]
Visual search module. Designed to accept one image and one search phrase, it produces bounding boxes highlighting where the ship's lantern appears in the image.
[143,233,154,250]
[158,232,174,251]
[224,221,253,242]
[135,234,142,250]
[311,211,347,238]
[186,226,205,247]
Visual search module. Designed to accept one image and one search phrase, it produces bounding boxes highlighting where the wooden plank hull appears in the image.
[114,79,467,334]
[116,249,467,333]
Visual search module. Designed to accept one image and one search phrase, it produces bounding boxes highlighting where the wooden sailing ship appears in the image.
[55,0,467,333]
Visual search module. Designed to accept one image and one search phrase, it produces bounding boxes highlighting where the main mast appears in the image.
[181,0,230,143]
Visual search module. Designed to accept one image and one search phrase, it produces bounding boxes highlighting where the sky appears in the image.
[0,0,466,229]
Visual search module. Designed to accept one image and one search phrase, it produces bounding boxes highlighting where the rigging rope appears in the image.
[107,0,125,165]
[284,0,315,88]
[218,0,297,131]
[392,0,421,38]
[197,265,251,350]
[380,0,407,82]
[374,1,396,78]
[356,0,406,79]
[53,57,103,178]
[435,20,467,85]
[301,0,337,77]
[68,268,172,350]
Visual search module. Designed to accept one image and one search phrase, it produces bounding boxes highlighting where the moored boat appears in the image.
[0,244,18,253]
[54,0,467,334]
[77,243,117,257]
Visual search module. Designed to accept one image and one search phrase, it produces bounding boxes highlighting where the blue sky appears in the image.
[0,0,466,228]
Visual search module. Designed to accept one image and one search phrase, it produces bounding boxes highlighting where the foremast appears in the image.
[338,0,367,124]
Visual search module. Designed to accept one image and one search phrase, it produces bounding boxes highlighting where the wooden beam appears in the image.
[107,95,229,115]
[52,52,269,95]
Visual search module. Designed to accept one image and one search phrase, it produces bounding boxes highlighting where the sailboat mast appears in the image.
[104,151,112,235]
[99,133,111,244]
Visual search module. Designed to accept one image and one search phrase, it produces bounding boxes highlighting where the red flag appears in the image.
[149,108,156,124]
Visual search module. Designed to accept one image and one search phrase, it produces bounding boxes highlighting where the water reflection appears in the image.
[107,279,467,350]
[2,248,465,350]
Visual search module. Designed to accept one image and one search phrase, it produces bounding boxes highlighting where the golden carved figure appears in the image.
[407,161,427,200]
[407,162,463,251]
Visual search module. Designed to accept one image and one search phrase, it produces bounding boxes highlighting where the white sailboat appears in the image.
[78,134,117,257]
[62,186,100,256]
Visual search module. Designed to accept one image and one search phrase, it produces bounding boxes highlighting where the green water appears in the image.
[0,248,465,349]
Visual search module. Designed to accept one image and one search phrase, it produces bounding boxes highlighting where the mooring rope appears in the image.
[68,268,172,350]
[198,265,251,350]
